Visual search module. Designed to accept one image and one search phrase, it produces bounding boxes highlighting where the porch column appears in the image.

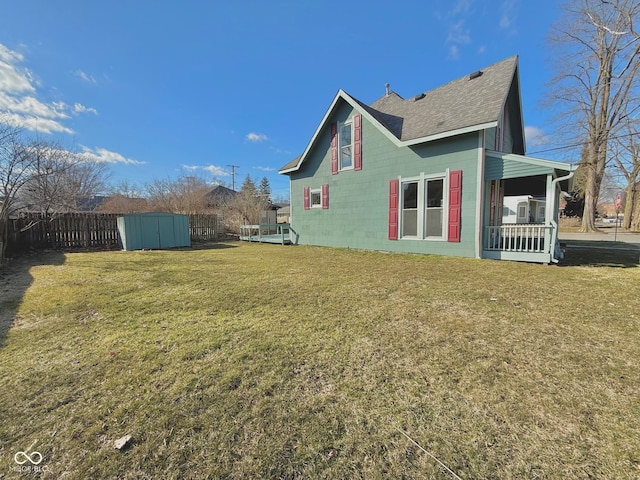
[545,174,554,254]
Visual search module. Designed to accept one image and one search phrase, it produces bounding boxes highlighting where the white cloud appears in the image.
[181,164,230,176]
[246,132,268,142]
[451,0,473,15]
[203,165,230,176]
[500,0,518,32]
[79,146,145,165]
[525,126,550,148]
[270,146,292,155]
[0,43,98,134]
[0,45,34,94]
[254,166,275,172]
[73,103,97,115]
[447,20,471,45]
[75,70,96,84]
[449,45,460,60]
[0,92,69,119]
[0,111,73,134]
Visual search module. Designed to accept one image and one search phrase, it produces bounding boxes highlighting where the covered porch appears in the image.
[482,151,576,263]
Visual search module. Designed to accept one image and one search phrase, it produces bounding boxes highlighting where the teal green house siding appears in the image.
[289,101,480,258]
[485,155,554,180]
[280,56,577,263]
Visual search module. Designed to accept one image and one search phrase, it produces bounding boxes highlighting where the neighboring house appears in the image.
[261,203,278,224]
[279,56,576,263]
[597,203,619,218]
[207,185,238,208]
[277,205,290,223]
[502,195,546,224]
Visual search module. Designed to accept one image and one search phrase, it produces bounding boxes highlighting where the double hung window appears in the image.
[400,174,446,239]
[310,188,322,208]
[339,122,353,170]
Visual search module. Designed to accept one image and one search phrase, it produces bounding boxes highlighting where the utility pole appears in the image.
[227,164,240,191]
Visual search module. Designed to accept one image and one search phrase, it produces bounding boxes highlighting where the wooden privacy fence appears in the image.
[6,212,225,254]
[189,214,224,241]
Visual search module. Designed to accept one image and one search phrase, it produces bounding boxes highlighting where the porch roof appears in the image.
[485,150,576,181]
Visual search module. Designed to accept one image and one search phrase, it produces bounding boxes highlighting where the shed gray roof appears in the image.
[280,56,519,174]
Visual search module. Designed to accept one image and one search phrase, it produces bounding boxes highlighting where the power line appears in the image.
[528,131,640,155]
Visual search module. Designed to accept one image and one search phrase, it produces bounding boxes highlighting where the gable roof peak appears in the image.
[368,55,520,142]
[279,55,522,174]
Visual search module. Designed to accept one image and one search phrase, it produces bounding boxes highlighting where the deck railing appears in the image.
[239,223,293,245]
[484,224,552,253]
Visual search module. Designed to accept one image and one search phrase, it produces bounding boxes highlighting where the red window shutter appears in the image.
[322,184,329,209]
[448,170,462,242]
[388,179,399,240]
[353,114,362,170]
[303,186,310,210]
[331,122,338,175]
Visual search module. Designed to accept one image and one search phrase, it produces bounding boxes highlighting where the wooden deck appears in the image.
[239,224,295,245]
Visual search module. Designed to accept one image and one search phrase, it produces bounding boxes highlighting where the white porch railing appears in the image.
[239,223,294,245]
[484,224,552,253]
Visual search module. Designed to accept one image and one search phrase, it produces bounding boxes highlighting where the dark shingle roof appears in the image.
[279,154,302,173]
[280,56,519,173]
[369,55,518,141]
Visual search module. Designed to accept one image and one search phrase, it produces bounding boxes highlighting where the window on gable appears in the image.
[339,122,353,170]
[310,188,322,208]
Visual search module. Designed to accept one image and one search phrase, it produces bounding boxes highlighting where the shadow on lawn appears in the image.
[560,240,640,268]
[186,240,240,251]
[0,251,66,350]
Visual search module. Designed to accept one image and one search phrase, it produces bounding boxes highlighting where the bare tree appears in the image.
[60,158,110,211]
[549,0,640,231]
[610,119,640,228]
[631,181,640,230]
[0,124,35,262]
[146,175,212,214]
[18,142,110,213]
[98,181,149,214]
[223,175,269,232]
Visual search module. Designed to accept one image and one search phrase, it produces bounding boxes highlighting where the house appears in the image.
[207,185,238,208]
[277,205,290,223]
[502,195,546,224]
[279,56,576,263]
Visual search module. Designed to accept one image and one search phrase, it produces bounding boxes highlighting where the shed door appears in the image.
[158,216,176,248]
[141,217,161,249]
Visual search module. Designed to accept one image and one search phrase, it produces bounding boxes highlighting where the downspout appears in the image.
[549,168,575,263]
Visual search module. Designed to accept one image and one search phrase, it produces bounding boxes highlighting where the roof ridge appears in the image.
[398,54,519,105]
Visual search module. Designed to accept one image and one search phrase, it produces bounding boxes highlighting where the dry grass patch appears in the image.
[0,242,639,479]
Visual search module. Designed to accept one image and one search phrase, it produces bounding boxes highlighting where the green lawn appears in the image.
[1,242,639,479]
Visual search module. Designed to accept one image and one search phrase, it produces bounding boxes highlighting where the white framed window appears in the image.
[402,181,418,237]
[339,121,353,170]
[310,188,322,208]
[517,203,527,222]
[400,172,447,240]
[424,177,444,238]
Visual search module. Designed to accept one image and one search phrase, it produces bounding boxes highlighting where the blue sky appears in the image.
[0,0,564,200]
